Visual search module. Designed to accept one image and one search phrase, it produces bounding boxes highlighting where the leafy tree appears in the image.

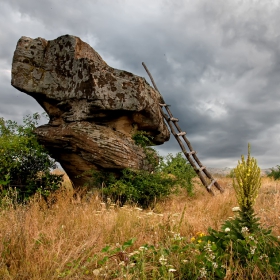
[0,113,62,203]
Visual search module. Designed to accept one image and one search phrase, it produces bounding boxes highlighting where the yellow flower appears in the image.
[191,237,196,242]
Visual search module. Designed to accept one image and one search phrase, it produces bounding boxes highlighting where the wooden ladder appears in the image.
[142,63,224,195]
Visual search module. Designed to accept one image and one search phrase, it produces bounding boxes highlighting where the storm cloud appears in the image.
[1,0,280,168]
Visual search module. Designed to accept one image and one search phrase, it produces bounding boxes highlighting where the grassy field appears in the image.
[0,172,279,279]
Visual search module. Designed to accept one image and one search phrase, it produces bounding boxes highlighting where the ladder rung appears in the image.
[177,132,186,136]
[169,117,179,122]
[207,180,216,190]
[159,103,171,107]
[188,150,196,156]
[197,166,206,172]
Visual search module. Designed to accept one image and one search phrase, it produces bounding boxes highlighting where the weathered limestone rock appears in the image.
[11,35,170,186]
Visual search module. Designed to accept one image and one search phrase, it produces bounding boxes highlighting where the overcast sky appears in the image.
[1,0,280,168]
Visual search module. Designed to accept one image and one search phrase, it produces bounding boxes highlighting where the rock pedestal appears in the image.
[11,35,170,186]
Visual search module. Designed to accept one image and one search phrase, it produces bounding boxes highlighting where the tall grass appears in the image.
[0,174,279,279]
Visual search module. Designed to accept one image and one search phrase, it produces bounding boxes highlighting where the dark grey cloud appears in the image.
[1,0,280,168]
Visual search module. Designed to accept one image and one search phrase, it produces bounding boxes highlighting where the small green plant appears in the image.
[267,165,280,180]
[226,168,235,178]
[190,144,280,278]
[132,130,159,169]
[132,130,154,148]
[0,114,62,203]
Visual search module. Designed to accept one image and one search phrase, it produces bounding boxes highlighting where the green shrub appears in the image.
[0,114,62,203]
[81,168,176,209]
[158,152,197,195]
[267,165,280,180]
[104,169,177,208]
[81,152,197,208]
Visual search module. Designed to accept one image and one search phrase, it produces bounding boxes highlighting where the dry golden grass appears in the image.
[0,174,279,279]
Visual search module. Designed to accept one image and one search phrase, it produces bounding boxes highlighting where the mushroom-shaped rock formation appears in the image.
[11,35,170,186]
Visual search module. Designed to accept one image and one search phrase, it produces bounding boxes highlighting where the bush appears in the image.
[81,152,197,209]
[81,169,176,209]
[158,152,197,195]
[0,114,62,203]
[267,165,280,180]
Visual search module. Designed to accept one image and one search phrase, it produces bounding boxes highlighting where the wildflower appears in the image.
[168,268,176,272]
[241,226,249,233]
[159,255,167,265]
[259,254,268,260]
[250,246,257,255]
[93,268,101,276]
[191,237,196,242]
[199,267,207,277]
[248,235,254,241]
[232,207,240,212]
[173,233,183,240]
[225,227,230,232]
[204,243,212,251]
[212,262,218,269]
[139,246,148,251]
[129,251,140,256]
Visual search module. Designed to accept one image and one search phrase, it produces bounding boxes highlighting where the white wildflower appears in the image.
[212,262,218,269]
[139,246,148,251]
[173,233,183,240]
[259,254,268,260]
[159,255,167,265]
[225,227,230,232]
[199,267,207,277]
[129,250,140,256]
[250,246,256,255]
[92,268,102,276]
[241,227,249,233]
[168,268,176,272]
